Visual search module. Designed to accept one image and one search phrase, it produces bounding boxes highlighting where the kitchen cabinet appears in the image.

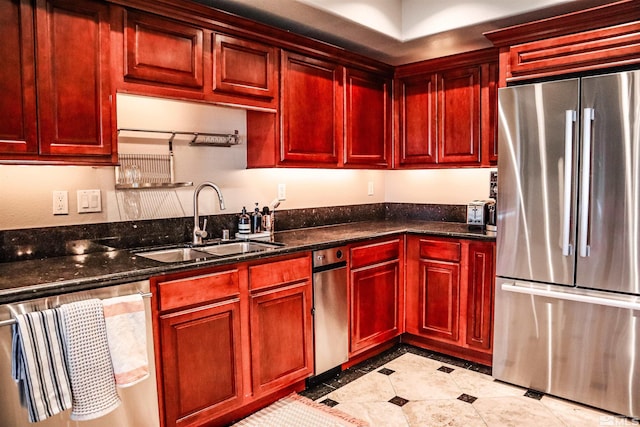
[152,253,314,426]
[121,9,205,90]
[484,2,640,85]
[344,68,392,168]
[395,48,498,168]
[279,51,343,166]
[249,254,313,397]
[349,237,404,356]
[0,0,115,164]
[405,236,495,365]
[152,266,245,427]
[213,34,277,101]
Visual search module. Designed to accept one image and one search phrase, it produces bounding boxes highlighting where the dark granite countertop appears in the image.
[0,220,493,304]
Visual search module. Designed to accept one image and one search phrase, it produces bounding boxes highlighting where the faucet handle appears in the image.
[200,218,208,238]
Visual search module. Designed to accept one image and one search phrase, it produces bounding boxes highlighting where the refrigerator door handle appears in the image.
[500,282,640,311]
[562,110,576,256]
[579,108,595,258]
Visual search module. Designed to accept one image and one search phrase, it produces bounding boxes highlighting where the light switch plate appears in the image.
[77,189,101,213]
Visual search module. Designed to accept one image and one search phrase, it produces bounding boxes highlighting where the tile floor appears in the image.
[301,345,637,427]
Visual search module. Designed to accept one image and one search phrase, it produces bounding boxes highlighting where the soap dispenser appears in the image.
[238,207,251,234]
[251,203,262,233]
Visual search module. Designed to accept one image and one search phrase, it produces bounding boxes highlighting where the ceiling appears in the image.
[195,0,620,65]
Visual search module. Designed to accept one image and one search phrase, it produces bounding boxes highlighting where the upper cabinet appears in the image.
[112,7,278,109]
[213,34,277,101]
[121,10,205,90]
[280,51,343,165]
[247,51,393,168]
[484,1,640,86]
[0,0,115,164]
[395,48,498,168]
[344,68,392,168]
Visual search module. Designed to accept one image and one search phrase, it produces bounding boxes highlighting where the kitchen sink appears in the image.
[199,241,280,257]
[136,247,213,263]
[135,240,282,263]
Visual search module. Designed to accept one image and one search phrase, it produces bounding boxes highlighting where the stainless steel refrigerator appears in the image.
[494,70,640,418]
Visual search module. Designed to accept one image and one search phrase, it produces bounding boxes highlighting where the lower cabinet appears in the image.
[151,253,313,427]
[405,236,495,364]
[349,237,404,356]
[159,299,243,427]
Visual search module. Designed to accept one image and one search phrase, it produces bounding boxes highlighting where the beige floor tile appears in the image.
[540,395,613,427]
[403,399,487,427]
[383,352,443,373]
[449,369,526,398]
[335,402,410,427]
[389,369,463,401]
[325,372,396,403]
[473,396,564,427]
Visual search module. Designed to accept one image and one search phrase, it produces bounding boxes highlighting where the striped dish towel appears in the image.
[102,294,149,387]
[60,299,121,421]
[11,308,72,422]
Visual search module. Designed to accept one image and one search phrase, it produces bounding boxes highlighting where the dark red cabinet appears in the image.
[0,0,115,164]
[344,68,392,167]
[122,9,204,89]
[405,236,495,365]
[213,34,277,100]
[349,237,404,356]
[280,51,343,165]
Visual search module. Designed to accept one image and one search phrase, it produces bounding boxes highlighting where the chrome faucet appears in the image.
[193,182,225,245]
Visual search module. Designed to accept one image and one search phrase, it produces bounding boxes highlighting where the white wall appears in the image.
[0,94,492,230]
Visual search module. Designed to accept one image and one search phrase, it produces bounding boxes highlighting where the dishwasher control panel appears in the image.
[313,246,347,268]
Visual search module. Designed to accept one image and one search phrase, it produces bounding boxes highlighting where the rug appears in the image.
[232,393,369,427]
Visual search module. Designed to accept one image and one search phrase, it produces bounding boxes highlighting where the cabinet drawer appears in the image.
[350,238,401,269]
[249,255,311,291]
[158,269,239,311]
[418,238,461,262]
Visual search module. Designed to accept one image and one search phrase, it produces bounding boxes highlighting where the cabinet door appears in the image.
[35,0,113,158]
[0,0,37,155]
[350,261,401,353]
[482,62,499,165]
[213,34,276,100]
[396,74,437,165]
[160,300,243,427]
[465,241,495,351]
[414,258,460,342]
[123,10,204,89]
[281,51,343,165]
[437,66,481,164]
[344,68,391,167]
[250,281,313,396]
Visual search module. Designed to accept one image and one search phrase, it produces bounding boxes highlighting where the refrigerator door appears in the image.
[496,79,579,285]
[493,278,640,418]
[577,71,640,295]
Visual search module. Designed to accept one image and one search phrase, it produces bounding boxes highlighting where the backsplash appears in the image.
[0,203,465,262]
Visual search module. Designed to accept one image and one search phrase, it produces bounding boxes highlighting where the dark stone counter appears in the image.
[0,220,493,304]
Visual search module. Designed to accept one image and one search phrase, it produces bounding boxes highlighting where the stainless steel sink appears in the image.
[135,240,282,263]
[199,241,280,257]
[136,247,212,263]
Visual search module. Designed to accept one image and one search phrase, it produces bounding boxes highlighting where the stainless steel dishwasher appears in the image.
[312,246,348,378]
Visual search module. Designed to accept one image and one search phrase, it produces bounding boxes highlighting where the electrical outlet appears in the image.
[52,191,69,215]
[77,189,102,213]
[367,181,374,196]
[277,183,286,201]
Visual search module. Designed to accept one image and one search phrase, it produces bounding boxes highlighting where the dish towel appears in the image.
[11,308,72,422]
[60,299,121,421]
[102,294,149,387]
